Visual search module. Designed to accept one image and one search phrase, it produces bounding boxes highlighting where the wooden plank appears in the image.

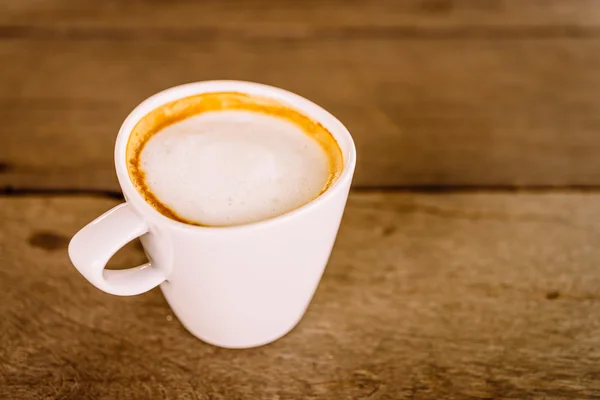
[3,0,600,189]
[3,36,600,190]
[3,0,600,31]
[1,192,600,398]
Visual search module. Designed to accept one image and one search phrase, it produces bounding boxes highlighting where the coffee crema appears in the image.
[126,92,343,227]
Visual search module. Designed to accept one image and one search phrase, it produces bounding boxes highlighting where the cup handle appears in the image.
[68,203,166,296]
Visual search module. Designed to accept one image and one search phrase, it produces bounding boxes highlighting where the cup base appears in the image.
[173,309,307,349]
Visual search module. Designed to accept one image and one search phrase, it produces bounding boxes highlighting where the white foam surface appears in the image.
[140,110,331,226]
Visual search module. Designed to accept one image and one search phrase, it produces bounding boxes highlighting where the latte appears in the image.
[126,92,343,227]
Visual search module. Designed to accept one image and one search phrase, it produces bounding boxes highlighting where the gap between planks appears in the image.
[3,185,600,200]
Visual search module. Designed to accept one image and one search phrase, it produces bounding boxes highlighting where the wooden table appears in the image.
[2,1,600,399]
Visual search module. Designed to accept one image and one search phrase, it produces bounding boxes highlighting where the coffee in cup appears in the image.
[126,92,343,227]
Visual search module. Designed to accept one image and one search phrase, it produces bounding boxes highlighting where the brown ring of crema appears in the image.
[126,92,344,226]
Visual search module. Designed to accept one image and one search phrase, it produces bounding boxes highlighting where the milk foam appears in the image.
[140,110,331,226]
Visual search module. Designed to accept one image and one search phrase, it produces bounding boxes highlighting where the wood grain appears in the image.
[3,1,600,189]
[3,0,600,32]
[2,192,600,399]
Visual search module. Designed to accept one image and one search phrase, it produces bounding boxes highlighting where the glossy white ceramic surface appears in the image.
[68,81,356,348]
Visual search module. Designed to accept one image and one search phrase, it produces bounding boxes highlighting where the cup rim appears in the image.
[114,80,356,232]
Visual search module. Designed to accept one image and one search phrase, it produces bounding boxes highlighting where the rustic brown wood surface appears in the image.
[2,192,600,399]
[3,1,600,398]
[3,0,600,189]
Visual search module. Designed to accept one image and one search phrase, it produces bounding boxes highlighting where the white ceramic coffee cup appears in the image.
[68,81,356,349]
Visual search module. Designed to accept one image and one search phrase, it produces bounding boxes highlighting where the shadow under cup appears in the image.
[125,91,345,227]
